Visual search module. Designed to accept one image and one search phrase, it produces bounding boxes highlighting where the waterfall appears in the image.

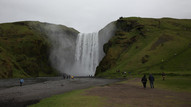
[70,33,99,76]
[47,22,115,76]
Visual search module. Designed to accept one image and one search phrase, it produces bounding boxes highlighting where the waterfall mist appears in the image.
[45,24,77,75]
[49,33,76,75]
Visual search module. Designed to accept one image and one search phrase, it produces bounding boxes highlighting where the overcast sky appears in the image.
[0,0,191,33]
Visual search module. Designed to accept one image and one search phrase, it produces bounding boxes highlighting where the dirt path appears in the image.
[86,78,191,107]
[0,78,119,107]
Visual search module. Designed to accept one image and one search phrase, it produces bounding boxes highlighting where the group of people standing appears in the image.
[141,74,155,89]
[141,72,166,89]
[63,75,74,79]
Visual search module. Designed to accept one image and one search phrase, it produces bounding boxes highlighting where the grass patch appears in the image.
[115,75,191,93]
[155,76,191,92]
[29,89,106,107]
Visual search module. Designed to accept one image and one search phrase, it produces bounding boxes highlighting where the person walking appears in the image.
[141,75,147,89]
[20,78,24,86]
[149,74,155,88]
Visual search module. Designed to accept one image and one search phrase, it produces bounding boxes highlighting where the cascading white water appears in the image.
[71,33,99,76]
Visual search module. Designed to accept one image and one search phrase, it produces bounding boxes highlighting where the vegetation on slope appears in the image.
[0,21,78,78]
[96,17,191,78]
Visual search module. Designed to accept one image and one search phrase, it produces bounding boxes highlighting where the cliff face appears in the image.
[98,22,116,62]
[96,17,191,78]
[0,21,78,78]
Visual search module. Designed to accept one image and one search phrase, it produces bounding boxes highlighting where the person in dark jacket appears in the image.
[162,72,166,80]
[20,78,24,86]
[149,74,155,88]
[141,75,147,89]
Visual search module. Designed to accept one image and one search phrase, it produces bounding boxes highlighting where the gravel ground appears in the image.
[87,78,191,107]
[0,77,120,107]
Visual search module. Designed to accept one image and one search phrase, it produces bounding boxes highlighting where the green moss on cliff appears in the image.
[96,17,191,78]
[0,21,78,78]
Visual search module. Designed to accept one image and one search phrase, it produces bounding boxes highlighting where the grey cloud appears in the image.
[0,0,191,32]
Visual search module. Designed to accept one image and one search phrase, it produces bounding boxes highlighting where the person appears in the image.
[162,72,166,80]
[149,74,154,88]
[63,74,66,79]
[20,78,24,86]
[141,75,147,89]
[123,71,127,78]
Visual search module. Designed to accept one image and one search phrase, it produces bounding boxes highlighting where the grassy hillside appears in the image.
[96,17,191,78]
[0,21,78,78]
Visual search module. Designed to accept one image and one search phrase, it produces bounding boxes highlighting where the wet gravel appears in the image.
[0,77,120,107]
